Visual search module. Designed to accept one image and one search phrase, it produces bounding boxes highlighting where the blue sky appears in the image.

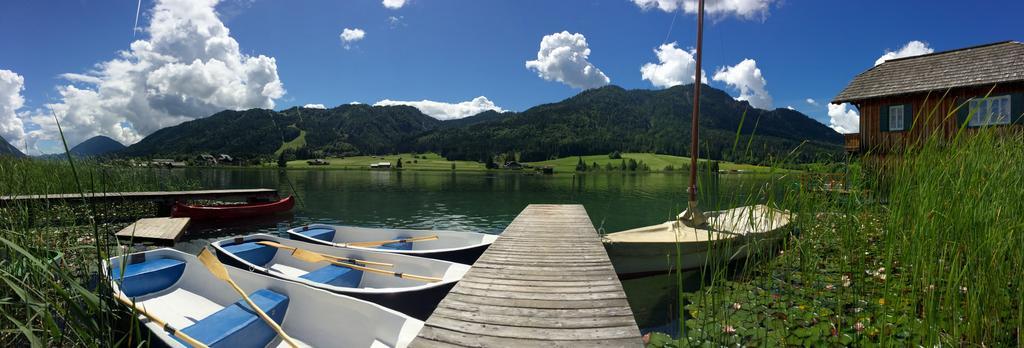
[0,0,1021,154]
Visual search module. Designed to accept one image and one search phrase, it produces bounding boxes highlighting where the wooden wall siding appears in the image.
[853,83,1024,154]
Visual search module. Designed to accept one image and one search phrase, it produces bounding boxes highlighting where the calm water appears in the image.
[167,168,786,331]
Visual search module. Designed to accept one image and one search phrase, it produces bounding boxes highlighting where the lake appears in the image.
[167,168,787,332]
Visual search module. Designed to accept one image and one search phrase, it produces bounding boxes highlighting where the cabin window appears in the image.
[888,105,905,131]
[968,95,1012,127]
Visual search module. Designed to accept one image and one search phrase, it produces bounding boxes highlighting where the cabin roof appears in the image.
[833,41,1024,104]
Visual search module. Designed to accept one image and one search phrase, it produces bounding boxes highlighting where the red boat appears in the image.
[170,196,295,220]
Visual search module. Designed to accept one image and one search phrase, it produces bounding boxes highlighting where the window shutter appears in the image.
[955,98,970,128]
[903,103,914,131]
[1012,93,1024,125]
[880,105,890,132]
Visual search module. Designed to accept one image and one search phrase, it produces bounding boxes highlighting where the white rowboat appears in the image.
[603,204,791,279]
[105,248,423,348]
[287,224,497,264]
[212,234,470,320]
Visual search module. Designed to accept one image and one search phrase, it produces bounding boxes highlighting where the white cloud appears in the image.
[525,31,610,89]
[388,16,405,28]
[805,98,818,106]
[382,0,406,9]
[827,103,859,134]
[0,69,27,151]
[374,96,504,120]
[786,106,795,110]
[712,59,772,109]
[631,0,776,19]
[340,28,366,49]
[27,0,284,148]
[303,103,326,109]
[59,73,104,85]
[349,101,362,105]
[875,40,934,66]
[640,42,707,88]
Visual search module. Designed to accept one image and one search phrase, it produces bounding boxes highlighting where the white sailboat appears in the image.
[603,0,792,279]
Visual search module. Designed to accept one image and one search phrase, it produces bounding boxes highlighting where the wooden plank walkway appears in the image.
[412,204,642,347]
[0,188,279,204]
[115,217,191,244]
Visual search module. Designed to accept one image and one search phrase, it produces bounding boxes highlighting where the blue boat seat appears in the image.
[221,241,277,267]
[299,264,363,287]
[377,242,413,250]
[179,289,290,348]
[111,258,186,297]
[297,227,335,242]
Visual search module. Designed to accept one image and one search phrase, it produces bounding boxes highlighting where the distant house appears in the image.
[369,162,392,169]
[151,159,185,167]
[197,154,217,165]
[217,154,234,163]
[833,41,1024,155]
[503,161,523,170]
[307,159,330,166]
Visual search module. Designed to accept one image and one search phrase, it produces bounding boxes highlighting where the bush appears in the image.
[609,151,622,159]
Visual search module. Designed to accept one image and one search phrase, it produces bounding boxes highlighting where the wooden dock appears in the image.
[115,217,191,244]
[412,204,642,347]
[0,188,279,215]
[0,188,279,204]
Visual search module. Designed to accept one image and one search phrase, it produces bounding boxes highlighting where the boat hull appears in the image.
[287,224,498,264]
[212,234,470,320]
[604,238,766,280]
[603,205,791,279]
[171,196,295,220]
[104,248,423,348]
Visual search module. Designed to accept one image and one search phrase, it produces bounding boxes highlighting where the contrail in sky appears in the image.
[133,0,142,37]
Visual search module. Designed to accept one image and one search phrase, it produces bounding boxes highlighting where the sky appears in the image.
[0,0,1021,155]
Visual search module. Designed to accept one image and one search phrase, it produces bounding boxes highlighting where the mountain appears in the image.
[440,110,512,128]
[414,85,842,163]
[119,84,842,164]
[69,136,125,156]
[121,104,441,158]
[0,136,25,157]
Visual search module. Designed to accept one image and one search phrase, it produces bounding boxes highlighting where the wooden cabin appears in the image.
[833,41,1024,155]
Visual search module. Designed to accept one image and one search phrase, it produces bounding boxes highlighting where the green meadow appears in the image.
[526,153,783,173]
[281,152,486,171]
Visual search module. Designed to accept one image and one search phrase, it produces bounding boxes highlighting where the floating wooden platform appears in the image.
[412,204,642,347]
[0,188,279,204]
[115,217,191,244]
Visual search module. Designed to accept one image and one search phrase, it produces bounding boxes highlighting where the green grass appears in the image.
[527,153,786,173]
[283,152,487,171]
[278,152,788,174]
[273,127,306,157]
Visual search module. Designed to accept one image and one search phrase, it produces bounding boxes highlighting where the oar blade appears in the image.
[197,248,230,282]
[290,248,328,264]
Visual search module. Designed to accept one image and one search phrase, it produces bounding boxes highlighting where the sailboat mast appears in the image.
[688,0,705,205]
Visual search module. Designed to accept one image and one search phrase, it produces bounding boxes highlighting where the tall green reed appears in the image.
[654,88,1022,346]
[0,156,196,347]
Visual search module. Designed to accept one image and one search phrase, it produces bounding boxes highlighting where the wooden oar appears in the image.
[197,248,300,348]
[113,293,209,348]
[290,248,442,283]
[342,235,439,248]
[256,241,393,268]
